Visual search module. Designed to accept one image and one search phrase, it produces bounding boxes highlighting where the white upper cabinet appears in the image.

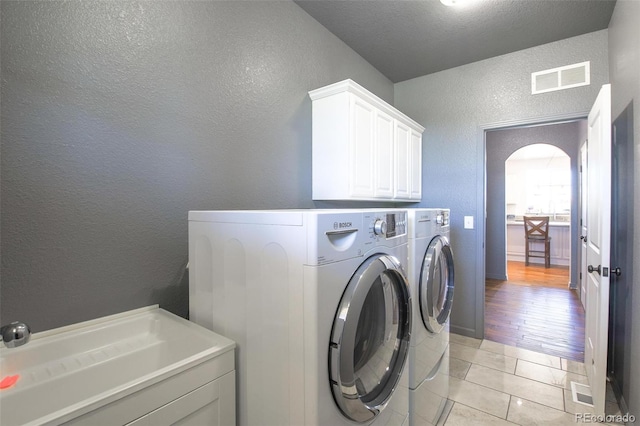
[309,79,424,202]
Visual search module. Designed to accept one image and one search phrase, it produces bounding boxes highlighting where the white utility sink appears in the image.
[0,306,236,426]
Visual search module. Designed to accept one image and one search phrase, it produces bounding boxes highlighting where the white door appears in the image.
[585,84,611,417]
[579,141,588,308]
[394,121,411,199]
[409,129,422,199]
[350,96,376,197]
[375,109,395,198]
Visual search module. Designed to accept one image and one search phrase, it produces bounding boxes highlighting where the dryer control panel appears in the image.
[437,210,450,227]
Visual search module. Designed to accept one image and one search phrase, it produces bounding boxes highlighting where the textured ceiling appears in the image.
[295,0,616,83]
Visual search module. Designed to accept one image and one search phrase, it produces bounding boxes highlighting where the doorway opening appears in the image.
[505,143,571,270]
[484,120,586,362]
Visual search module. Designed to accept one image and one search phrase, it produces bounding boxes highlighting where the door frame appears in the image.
[475,111,589,338]
[580,140,589,308]
[608,101,634,415]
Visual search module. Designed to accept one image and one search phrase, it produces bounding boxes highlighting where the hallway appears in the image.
[485,261,585,362]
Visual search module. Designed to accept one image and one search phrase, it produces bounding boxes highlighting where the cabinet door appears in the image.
[127,372,236,426]
[394,121,411,199]
[410,129,422,200]
[549,227,563,260]
[506,224,526,261]
[350,96,376,197]
[562,226,572,260]
[375,110,394,198]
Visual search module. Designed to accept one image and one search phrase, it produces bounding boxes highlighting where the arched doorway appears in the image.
[505,144,571,269]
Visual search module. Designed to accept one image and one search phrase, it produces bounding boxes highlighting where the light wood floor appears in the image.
[485,261,585,362]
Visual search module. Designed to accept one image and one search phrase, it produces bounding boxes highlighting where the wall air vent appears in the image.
[531,61,590,95]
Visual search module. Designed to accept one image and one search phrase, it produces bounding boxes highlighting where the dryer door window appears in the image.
[419,235,455,334]
[329,254,411,423]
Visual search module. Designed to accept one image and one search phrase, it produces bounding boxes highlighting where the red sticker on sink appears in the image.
[0,375,19,389]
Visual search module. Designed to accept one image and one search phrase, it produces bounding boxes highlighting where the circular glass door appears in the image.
[419,236,455,334]
[329,254,411,423]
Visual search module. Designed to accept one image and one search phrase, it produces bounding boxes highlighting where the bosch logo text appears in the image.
[334,222,353,229]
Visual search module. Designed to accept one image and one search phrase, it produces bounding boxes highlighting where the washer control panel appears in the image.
[373,219,387,236]
[370,211,407,239]
[314,210,408,265]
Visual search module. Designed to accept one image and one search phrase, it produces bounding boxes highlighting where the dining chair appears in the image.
[523,216,551,268]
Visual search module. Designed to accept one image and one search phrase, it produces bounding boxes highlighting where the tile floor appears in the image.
[438,333,626,425]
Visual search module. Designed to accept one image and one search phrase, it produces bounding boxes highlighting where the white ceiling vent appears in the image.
[531,61,590,94]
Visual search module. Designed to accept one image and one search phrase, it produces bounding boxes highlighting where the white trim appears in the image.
[309,79,425,131]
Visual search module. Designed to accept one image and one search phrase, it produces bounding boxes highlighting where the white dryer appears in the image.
[406,209,454,426]
[189,209,412,426]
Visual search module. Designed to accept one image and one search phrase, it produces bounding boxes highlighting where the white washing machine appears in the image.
[189,209,412,426]
[406,209,454,426]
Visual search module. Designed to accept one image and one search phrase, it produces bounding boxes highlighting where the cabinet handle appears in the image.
[612,267,622,277]
[580,235,587,241]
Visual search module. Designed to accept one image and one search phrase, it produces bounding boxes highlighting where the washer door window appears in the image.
[329,254,411,423]
[419,236,455,334]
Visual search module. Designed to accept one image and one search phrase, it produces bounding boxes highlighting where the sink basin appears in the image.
[0,306,235,426]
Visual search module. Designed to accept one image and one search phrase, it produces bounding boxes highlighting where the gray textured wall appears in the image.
[485,121,585,289]
[608,0,640,418]
[0,1,394,331]
[394,30,609,337]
